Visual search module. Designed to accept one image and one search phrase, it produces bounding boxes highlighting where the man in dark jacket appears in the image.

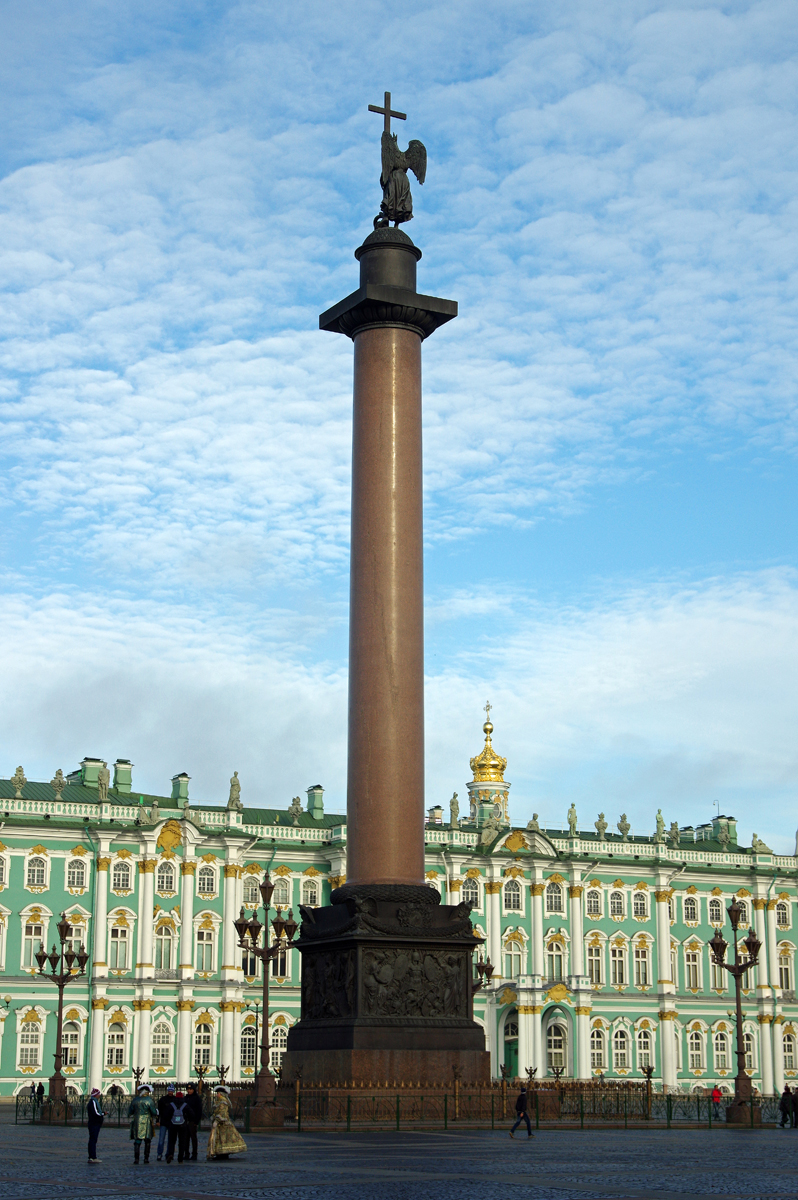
[156,1085,175,1161]
[36,1082,44,1104]
[509,1085,533,1138]
[779,1086,792,1128]
[184,1083,202,1161]
[87,1088,104,1163]
[166,1092,190,1163]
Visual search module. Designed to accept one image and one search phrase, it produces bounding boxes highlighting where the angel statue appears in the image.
[377,131,426,227]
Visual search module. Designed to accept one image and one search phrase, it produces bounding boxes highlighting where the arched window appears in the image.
[632,892,647,919]
[610,891,624,917]
[27,857,46,887]
[714,1031,729,1070]
[302,879,319,908]
[613,1028,628,1069]
[586,890,601,916]
[503,939,523,978]
[590,1027,605,1069]
[156,863,175,893]
[155,925,173,970]
[61,1020,80,1066]
[546,941,563,981]
[197,866,216,895]
[242,876,260,905]
[684,896,698,922]
[270,1023,288,1072]
[23,920,43,969]
[19,1020,40,1066]
[151,1021,172,1066]
[547,1023,565,1070]
[688,1030,704,1070]
[779,952,793,991]
[112,862,131,891]
[709,899,723,924]
[194,1022,213,1066]
[637,1029,652,1069]
[737,900,749,925]
[106,1022,126,1066]
[272,878,290,907]
[196,928,214,972]
[67,860,86,889]
[784,1033,796,1071]
[240,1025,257,1070]
[777,902,789,928]
[462,878,480,909]
[744,1030,755,1070]
[110,925,129,970]
[546,883,563,913]
[504,879,521,911]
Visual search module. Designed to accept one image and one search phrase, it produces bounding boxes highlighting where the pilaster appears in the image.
[135,856,156,979]
[176,999,194,1080]
[179,860,196,979]
[759,1014,774,1096]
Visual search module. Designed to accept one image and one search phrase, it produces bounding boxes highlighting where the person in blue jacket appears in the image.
[87,1088,104,1163]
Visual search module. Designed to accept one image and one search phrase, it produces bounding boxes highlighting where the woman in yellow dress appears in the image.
[206,1086,247,1160]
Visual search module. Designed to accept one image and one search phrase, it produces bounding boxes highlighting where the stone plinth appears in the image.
[248,1103,286,1130]
[725,1101,761,1125]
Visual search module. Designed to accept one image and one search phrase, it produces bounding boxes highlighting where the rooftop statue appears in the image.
[369,92,426,228]
[617,813,630,842]
[567,804,578,837]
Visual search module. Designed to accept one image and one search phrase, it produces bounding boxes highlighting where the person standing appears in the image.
[710,1085,722,1120]
[779,1085,792,1128]
[509,1085,533,1139]
[156,1084,175,1161]
[165,1092,190,1164]
[87,1088,104,1163]
[36,1082,44,1105]
[128,1084,158,1163]
[184,1083,202,1161]
[791,1086,798,1129]
[206,1086,247,1159]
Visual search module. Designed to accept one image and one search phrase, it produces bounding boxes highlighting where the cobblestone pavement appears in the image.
[0,1124,797,1200]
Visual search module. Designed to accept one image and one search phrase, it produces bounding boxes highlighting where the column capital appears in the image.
[138,859,157,874]
[180,861,197,876]
[176,999,195,1011]
[574,1005,592,1015]
[96,856,111,871]
[568,885,584,898]
[753,898,767,911]
[654,889,673,903]
[659,1010,678,1021]
[448,878,462,891]
[485,881,502,894]
[530,884,545,897]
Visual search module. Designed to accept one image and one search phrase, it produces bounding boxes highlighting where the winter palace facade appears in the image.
[0,720,796,1097]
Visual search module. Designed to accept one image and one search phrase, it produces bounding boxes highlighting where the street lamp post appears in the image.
[34,912,89,1101]
[709,898,762,1123]
[233,873,298,1105]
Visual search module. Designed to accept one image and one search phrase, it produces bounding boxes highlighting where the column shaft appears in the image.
[575,1008,590,1079]
[760,1018,774,1096]
[221,865,240,981]
[660,1015,677,1089]
[220,1003,236,1075]
[88,1000,106,1091]
[530,885,544,977]
[93,859,110,977]
[766,902,779,990]
[177,1004,193,1081]
[134,1005,152,1079]
[179,862,196,978]
[136,861,155,977]
[486,882,502,974]
[569,885,584,978]
[773,1020,785,1094]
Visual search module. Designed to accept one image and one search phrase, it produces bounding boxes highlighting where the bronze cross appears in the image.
[368,91,406,135]
[484,700,492,721]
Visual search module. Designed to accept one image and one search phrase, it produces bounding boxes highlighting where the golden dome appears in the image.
[470,705,507,783]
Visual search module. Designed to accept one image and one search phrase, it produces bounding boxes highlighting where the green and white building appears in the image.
[1,720,796,1096]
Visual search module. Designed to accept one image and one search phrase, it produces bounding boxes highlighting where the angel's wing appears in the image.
[381,131,400,184]
[405,139,427,185]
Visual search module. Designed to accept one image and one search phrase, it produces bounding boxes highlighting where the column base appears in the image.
[725,1101,761,1125]
[280,1047,490,1087]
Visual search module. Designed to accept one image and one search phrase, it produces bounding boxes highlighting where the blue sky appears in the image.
[1,0,797,848]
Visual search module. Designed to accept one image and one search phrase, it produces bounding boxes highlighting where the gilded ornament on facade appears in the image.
[138,859,157,873]
[503,831,528,853]
[465,869,482,878]
[274,865,292,876]
[469,712,507,783]
[484,881,502,894]
[156,819,183,855]
[545,983,570,1003]
[497,988,517,1005]
[529,883,545,896]
[176,999,195,1011]
[243,862,262,875]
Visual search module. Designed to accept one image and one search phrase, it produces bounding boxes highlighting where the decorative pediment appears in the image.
[302,866,321,877]
[686,885,698,894]
[70,845,88,857]
[465,869,482,879]
[544,983,571,1004]
[273,865,292,876]
[611,879,625,888]
[711,887,723,896]
[736,888,751,897]
[243,863,262,875]
[547,872,565,884]
[634,882,648,891]
[29,845,49,856]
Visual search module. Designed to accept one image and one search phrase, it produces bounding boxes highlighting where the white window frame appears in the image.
[633,943,650,987]
[242,876,260,906]
[737,900,749,925]
[105,1019,127,1067]
[637,1029,652,1069]
[685,948,701,991]
[743,1029,756,1071]
[590,1027,605,1069]
[777,901,790,929]
[18,1015,44,1068]
[302,878,320,908]
[196,866,217,897]
[272,877,291,908]
[21,915,48,971]
[462,877,481,911]
[25,855,49,891]
[784,1032,796,1071]
[714,1030,729,1071]
[154,925,174,970]
[688,1029,704,1070]
[504,878,522,914]
[196,928,215,973]
[502,938,524,979]
[545,883,563,914]
[709,898,723,925]
[240,1023,257,1070]
[587,943,602,985]
[610,944,626,987]
[61,1019,82,1068]
[609,891,624,918]
[632,892,647,919]
[684,896,698,923]
[586,889,602,917]
[156,862,176,895]
[194,1021,215,1067]
[613,1028,629,1070]
[66,859,87,890]
[546,941,564,982]
[151,1019,173,1067]
[269,1021,288,1072]
[111,861,132,893]
[779,949,793,991]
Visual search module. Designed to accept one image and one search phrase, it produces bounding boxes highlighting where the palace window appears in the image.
[711,960,725,991]
[154,926,173,970]
[242,945,259,978]
[610,891,624,917]
[194,1023,212,1066]
[668,897,674,921]
[780,952,793,991]
[586,890,601,916]
[197,866,216,895]
[156,863,175,893]
[503,941,522,978]
[151,1021,172,1066]
[637,1029,652,1069]
[587,945,602,985]
[61,1020,80,1067]
[504,879,521,911]
[714,1032,729,1071]
[688,1030,704,1070]
[23,922,43,969]
[545,883,563,914]
[784,1033,796,1071]
[196,929,214,972]
[19,1021,40,1066]
[685,950,700,991]
[67,860,86,889]
[613,1029,629,1070]
[670,947,678,989]
[240,1025,257,1070]
[27,857,46,888]
[302,879,319,908]
[106,1022,126,1066]
[744,1031,755,1070]
[633,892,647,919]
[777,902,790,929]
[112,862,131,891]
[590,1028,605,1069]
[634,945,649,987]
[462,878,480,909]
[610,946,625,986]
[709,899,723,924]
[270,1023,288,1072]
[109,926,129,970]
[243,876,260,905]
[272,878,290,907]
[737,900,749,925]
[0,857,5,887]
[684,897,698,922]
[271,946,289,977]
[547,1023,565,1071]
[546,942,563,981]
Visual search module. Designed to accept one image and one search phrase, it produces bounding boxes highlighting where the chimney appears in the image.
[79,757,104,787]
[171,772,190,805]
[306,784,324,821]
[113,760,133,794]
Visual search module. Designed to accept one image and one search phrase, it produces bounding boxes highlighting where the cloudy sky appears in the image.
[1,0,797,848]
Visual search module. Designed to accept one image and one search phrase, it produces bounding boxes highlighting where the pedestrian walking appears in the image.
[156,1084,175,1160]
[184,1082,202,1160]
[206,1086,247,1160]
[509,1085,533,1138]
[87,1088,104,1163]
[36,1082,44,1104]
[165,1092,191,1163]
[791,1086,798,1129]
[779,1085,792,1128]
[710,1085,722,1120]
[128,1083,158,1163]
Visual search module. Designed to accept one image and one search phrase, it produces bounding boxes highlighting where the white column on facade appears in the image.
[660,1013,677,1089]
[134,1001,153,1079]
[136,859,156,976]
[655,888,673,987]
[530,883,544,977]
[531,1007,544,1077]
[179,861,196,978]
[773,1018,786,1094]
[93,857,110,977]
[575,1006,591,1079]
[759,1016,775,1096]
[232,1003,242,1082]
[88,999,106,1091]
[569,883,584,979]
[486,880,502,975]
[176,1001,193,1080]
[517,1002,531,1077]
[766,900,780,991]
[221,863,240,982]
[220,1001,236,1075]
[753,898,769,988]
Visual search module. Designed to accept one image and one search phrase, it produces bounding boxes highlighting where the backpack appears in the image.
[170,1101,186,1126]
